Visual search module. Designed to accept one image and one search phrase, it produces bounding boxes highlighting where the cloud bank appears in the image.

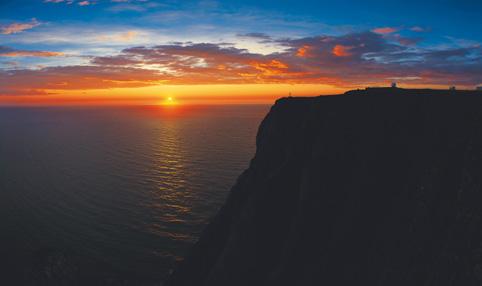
[1,31,481,95]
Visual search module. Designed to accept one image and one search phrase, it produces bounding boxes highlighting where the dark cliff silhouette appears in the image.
[167,88,482,286]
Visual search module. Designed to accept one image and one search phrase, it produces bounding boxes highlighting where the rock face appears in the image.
[167,88,482,286]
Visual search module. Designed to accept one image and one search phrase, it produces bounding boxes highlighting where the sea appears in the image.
[0,104,269,285]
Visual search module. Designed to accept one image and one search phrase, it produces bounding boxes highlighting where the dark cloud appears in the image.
[236,33,273,43]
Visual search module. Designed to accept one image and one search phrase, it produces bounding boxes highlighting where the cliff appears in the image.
[167,88,482,286]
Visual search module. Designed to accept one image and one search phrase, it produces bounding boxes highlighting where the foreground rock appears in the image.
[167,88,482,286]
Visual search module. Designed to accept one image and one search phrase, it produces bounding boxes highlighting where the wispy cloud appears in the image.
[0,51,63,57]
[0,18,41,35]
[392,34,423,46]
[0,61,19,67]
[78,1,91,6]
[372,27,398,35]
[96,31,139,42]
[0,46,64,57]
[236,33,272,43]
[410,26,428,32]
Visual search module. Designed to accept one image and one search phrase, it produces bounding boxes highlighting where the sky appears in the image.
[0,0,481,105]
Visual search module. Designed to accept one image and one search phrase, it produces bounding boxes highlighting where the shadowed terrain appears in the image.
[167,88,482,286]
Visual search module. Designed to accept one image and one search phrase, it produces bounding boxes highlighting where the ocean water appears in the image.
[0,105,269,285]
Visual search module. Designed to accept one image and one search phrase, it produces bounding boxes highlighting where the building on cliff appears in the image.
[364,83,400,93]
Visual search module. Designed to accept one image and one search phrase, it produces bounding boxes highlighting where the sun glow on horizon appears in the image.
[161,96,178,106]
[0,1,480,106]
[0,82,474,107]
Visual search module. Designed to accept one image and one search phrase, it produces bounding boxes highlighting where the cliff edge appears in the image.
[167,88,482,286]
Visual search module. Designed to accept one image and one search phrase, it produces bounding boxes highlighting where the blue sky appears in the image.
[0,0,481,101]
[2,0,481,38]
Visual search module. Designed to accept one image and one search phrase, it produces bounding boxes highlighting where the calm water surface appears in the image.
[0,105,268,285]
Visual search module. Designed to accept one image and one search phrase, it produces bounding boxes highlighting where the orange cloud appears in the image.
[0,66,166,93]
[0,46,64,57]
[0,19,40,35]
[0,51,64,57]
[268,60,288,69]
[250,60,289,76]
[372,27,397,34]
[332,45,353,57]
[296,45,311,57]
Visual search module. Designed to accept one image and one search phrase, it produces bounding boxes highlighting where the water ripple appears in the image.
[0,105,269,283]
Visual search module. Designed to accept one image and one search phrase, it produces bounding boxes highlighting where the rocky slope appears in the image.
[167,88,482,286]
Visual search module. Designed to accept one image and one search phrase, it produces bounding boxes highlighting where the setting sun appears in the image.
[162,96,177,106]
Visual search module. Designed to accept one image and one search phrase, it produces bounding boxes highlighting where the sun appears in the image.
[162,96,177,106]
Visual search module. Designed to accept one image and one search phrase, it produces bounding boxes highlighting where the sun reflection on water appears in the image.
[144,118,197,242]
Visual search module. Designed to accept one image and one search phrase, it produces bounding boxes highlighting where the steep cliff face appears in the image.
[167,89,482,286]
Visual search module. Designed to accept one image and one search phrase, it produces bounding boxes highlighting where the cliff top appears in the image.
[275,88,482,106]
